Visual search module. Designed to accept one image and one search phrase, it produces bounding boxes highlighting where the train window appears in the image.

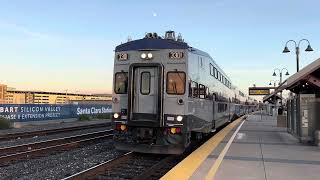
[188,81,192,97]
[199,84,206,99]
[166,72,186,95]
[218,103,228,112]
[214,67,218,79]
[209,63,214,76]
[114,72,128,94]
[190,81,198,97]
[140,72,151,95]
[206,87,210,99]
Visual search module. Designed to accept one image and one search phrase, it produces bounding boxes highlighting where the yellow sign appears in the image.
[248,88,270,95]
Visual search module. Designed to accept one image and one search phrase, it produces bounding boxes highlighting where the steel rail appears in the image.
[0,122,111,141]
[62,152,134,180]
[0,130,113,166]
[0,129,112,156]
[63,152,179,180]
[133,154,177,180]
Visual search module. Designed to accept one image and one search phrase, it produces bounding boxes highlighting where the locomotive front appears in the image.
[112,31,190,154]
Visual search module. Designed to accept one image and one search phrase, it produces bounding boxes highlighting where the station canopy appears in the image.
[263,58,320,102]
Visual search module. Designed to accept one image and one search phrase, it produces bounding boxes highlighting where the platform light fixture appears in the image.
[282,39,314,72]
[272,68,289,84]
[269,80,280,87]
[272,68,290,109]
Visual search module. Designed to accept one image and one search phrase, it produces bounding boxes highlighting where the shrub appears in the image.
[95,113,111,119]
[0,117,11,129]
[78,114,91,121]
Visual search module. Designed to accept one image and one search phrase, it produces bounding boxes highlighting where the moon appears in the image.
[153,12,157,17]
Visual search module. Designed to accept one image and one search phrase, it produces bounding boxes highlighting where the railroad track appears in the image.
[62,124,224,180]
[0,129,113,166]
[0,122,111,141]
[61,116,243,179]
[63,152,180,180]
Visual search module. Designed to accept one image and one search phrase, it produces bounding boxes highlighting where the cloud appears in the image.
[0,21,50,39]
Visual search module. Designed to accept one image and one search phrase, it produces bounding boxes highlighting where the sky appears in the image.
[0,0,319,95]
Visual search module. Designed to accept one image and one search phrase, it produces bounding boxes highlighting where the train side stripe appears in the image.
[161,117,244,180]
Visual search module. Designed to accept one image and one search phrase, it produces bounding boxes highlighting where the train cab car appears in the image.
[112,31,256,154]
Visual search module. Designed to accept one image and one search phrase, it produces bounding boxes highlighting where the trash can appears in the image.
[278,106,283,115]
[315,131,320,147]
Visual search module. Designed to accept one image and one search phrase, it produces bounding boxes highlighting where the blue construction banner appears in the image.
[0,104,112,122]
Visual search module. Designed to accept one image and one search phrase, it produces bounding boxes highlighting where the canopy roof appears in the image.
[263,58,320,102]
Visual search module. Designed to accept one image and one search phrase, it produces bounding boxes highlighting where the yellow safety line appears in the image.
[161,117,243,180]
[205,119,246,180]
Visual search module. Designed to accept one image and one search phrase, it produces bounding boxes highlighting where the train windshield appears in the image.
[166,72,186,95]
[115,72,128,94]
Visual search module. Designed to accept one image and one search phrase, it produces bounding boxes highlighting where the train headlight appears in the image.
[113,113,119,119]
[176,115,183,122]
[147,53,153,59]
[141,53,147,59]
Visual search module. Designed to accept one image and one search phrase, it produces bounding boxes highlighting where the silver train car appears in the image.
[112,31,257,154]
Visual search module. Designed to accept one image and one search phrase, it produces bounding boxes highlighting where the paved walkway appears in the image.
[163,113,320,180]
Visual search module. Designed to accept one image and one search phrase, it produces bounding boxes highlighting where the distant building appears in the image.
[0,84,111,104]
[0,84,7,104]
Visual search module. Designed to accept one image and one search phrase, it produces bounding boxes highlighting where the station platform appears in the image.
[162,113,320,180]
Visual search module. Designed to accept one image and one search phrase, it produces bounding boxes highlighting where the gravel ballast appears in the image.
[0,140,122,180]
[0,126,111,148]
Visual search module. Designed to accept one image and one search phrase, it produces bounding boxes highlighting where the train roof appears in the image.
[115,38,189,52]
[115,32,231,81]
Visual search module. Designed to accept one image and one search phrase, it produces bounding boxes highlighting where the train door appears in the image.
[130,66,161,122]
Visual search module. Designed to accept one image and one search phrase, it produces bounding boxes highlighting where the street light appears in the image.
[282,39,314,72]
[272,68,290,109]
[269,80,280,87]
[273,68,289,84]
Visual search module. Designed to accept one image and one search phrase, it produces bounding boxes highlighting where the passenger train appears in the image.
[112,31,257,154]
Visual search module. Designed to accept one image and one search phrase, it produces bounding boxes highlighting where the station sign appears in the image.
[248,87,270,95]
[0,104,112,122]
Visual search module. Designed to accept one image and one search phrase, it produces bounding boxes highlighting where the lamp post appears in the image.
[269,80,280,87]
[282,39,314,72]
[273,68,290,84]
[272,68,290,110]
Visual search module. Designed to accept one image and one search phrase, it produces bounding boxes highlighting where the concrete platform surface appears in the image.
[163,113,320,180]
